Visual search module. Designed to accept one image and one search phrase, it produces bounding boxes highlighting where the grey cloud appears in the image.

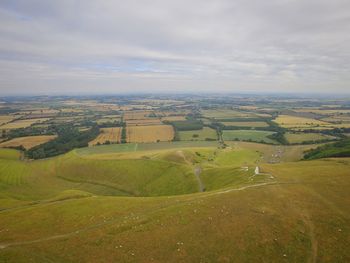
[0,0,349,94]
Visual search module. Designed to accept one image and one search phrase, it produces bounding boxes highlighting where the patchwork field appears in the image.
[201,109,256,119]
[285,132,335,144]
[76,141,219,156]
[273,115,329,128]
[126,119,162,126]
[161,116,187,122]
[178,127,217,141]
[321,115,350,123]
[0,118,51,129]
[227,141,320,163]
[89,127,122,146]
[0,115,16,126]
[223,130,276,144]
[124,111,154,120]
[127,125,174,143]
[96,116,121,124]
[0,135,57,150]
[220,121,269,128]
[294,108,350,115]
[1,96,350,262]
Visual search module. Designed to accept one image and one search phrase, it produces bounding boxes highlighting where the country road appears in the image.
[194,166,205,192]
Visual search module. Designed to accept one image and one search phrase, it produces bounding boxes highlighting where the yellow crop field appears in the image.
[0,135,57,149]
[294,108,350,115]
[0,115,16,126]
[156,110,190,116]
[61,108,84,113]
[89,127,122,146]
[284,132,334,144]
[126,119,162,126]
[21,109,59,115]
[321,116,350,123]
[1,118,51,129]
[124,111,153,120]
[127,125,174,143]
[201,109,256,119]
[220,121,269,127]
[161,116,187,122]
[273,115,329,128]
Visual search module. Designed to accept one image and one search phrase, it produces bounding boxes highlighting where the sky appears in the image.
[0,0,349,95]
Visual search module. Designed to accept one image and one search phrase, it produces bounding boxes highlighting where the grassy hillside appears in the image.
[0,154,202,202]
[0,157,349,262]
[304,139,350,159]
[0,143,349,262]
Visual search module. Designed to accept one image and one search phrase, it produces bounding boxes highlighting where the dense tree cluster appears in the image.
[26,125,99,159]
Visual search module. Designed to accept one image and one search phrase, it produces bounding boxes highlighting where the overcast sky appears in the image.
[0,0,349,95]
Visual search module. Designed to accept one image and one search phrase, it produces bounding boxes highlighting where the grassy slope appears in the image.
[284,132,334,144]
[0,145,349,262]
[0,158,349,262]
[0,150,200,203]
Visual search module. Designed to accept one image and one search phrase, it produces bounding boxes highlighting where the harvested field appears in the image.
[1,118,51,129]
[60,108,84,113]
[0,115,16,126]
[126,125,174,143]
[0,135,57,149]
[124,111,154,120]
[273,115,329,128]
[321,116,350,123]
[155,110,190,116]
[20,109,59,115]
[220,121,269,127]
[89,127,122,146]
[294,108,350,115]
[201,109,255,119]
[161,116,187,122]
[126,119,162,126]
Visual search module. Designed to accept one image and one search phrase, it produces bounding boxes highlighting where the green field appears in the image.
[76,141,219,156]
[222,130,277,144]
[178,127,217,141]
[201,109,255,119]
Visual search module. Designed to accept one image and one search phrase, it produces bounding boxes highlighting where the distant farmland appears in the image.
[178,127,217,141]
[126,125,174,143]
[284,132,335,144]
[0,115,16,126]
[0,135,57,150]
[273,115,329,128]
[126,119,162,126]
[0,118,51,129]
[223,130,276,143]
[220,121,269,128]
[89,127,122,146]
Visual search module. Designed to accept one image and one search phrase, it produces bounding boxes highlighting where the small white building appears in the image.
[255,166,260,175]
